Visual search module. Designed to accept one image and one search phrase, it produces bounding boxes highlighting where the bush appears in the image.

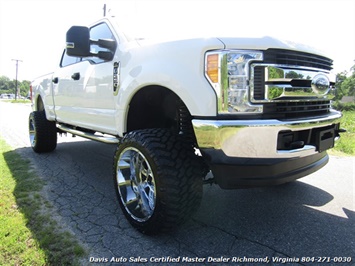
[332,101,355,111]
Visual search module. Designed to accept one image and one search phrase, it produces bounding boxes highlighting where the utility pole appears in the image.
[11,59,23,100]
[103,4,106,17]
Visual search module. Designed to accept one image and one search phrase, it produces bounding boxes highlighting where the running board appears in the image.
[57,125,120,144]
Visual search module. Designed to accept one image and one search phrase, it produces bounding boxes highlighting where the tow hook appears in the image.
[335,128,347,141]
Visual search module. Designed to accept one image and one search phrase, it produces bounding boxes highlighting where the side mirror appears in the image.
[66,26,117,61]
[66,26,91,57]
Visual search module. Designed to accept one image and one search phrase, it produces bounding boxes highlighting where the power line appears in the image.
[11,59,23,100]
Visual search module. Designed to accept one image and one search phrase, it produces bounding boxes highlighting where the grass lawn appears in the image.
[0,138,85,265]
[0,99,31,104]
[330,111,355,156]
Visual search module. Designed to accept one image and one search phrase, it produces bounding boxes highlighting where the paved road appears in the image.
[1,101,354,265]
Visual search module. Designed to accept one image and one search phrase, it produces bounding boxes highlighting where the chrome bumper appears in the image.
[192,110,342,159]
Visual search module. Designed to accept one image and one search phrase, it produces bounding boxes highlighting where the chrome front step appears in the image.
[57,124,120,144]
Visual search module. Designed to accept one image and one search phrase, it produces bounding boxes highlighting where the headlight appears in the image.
[205,50,263,114]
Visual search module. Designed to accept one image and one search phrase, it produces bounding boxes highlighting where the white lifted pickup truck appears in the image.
[29,17,342,234]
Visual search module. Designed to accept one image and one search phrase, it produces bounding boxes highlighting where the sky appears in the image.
[0,0,354,81]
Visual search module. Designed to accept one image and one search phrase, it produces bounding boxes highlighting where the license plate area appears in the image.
[277,124,338,153]
[315,127,335,152]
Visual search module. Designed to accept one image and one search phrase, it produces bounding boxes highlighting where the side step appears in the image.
[57,125,120,144]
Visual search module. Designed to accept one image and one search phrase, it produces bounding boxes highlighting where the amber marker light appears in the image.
[206,54,219,83]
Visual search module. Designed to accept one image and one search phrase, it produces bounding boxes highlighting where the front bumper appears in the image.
[192,110,342,188]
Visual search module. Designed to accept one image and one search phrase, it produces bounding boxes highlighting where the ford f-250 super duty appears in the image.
[29,17,343,234]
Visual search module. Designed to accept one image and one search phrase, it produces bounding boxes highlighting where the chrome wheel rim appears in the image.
[29,116,36,147]
[116,147,156,222]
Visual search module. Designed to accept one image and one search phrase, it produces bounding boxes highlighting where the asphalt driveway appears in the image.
[1,101,354,265]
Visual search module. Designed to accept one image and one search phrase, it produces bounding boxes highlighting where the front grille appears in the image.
[264,49,333,71]
[250,49,333,118]
[263,100,331,118]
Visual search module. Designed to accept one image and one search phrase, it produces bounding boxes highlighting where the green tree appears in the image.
[344,64,355,96]
[335,63,355,100]
[0,75,31,97]
[335,71,348,100]
[0,75,12,93]
[19,80,31,97]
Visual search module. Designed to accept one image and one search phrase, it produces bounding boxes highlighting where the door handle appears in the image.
[71,72,80,80]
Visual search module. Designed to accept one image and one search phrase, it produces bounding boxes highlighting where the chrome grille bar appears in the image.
[263,49,333,71]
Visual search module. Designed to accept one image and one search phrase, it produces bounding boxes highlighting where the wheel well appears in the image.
[127,86,193,136]
[36,96,45,111]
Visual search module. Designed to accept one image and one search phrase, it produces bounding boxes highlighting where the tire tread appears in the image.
[113,128,203,234]
[29,111,57,153]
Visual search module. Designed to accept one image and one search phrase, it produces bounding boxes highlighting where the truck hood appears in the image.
[217,36,328,57]
[136,36,328,58]
[138,37,327,56]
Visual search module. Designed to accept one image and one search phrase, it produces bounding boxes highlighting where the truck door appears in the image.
[54,22,118,134]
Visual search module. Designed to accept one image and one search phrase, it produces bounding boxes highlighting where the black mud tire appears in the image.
[29,111,57,153]
[113,128,203,235]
